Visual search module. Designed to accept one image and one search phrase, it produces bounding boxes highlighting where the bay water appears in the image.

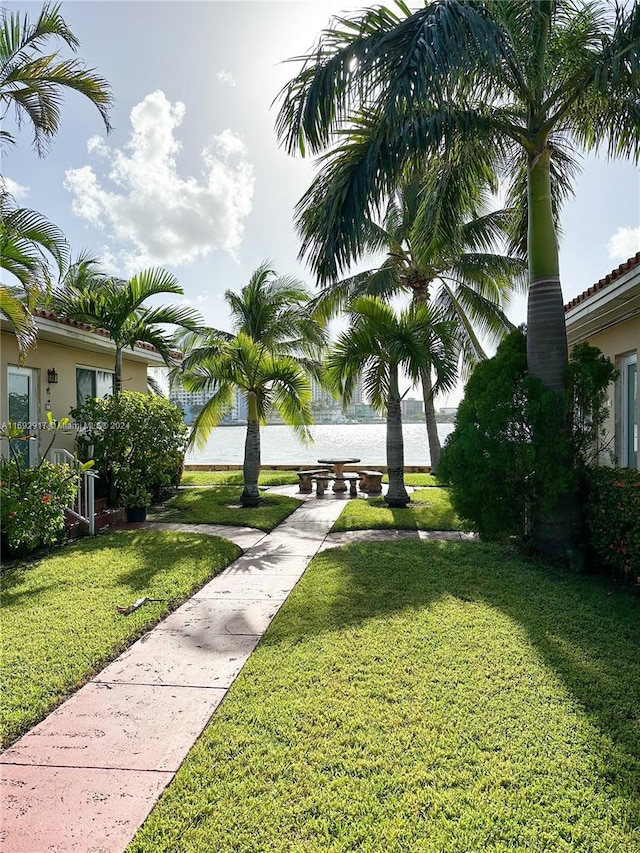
[185,422,455,467]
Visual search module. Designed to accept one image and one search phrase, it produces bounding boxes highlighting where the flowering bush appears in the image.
[582,467,640,582]
[1,459,78,555]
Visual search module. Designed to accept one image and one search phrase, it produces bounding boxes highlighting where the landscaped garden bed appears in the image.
[129,539,640,852]
[1,530,240,747]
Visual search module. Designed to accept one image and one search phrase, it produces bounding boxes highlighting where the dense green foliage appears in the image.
[130,540,640,852]
[582,467,640,582]
[1,530,240,746]
[438,331,565,540]
[72,392,188,504]
[160,486,302,531]
[439,332,617,543]
[0,458,77,554]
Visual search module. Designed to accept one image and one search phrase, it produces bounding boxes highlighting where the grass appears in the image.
[0,530,240,747]
[181,471,439,487]
[157,486,302,531]
[181,470,300,486]
[384,471,438,487]
[129,540,640,852]
[332,487,468,532]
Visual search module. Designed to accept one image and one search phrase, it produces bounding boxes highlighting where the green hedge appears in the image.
[583,467,640,582]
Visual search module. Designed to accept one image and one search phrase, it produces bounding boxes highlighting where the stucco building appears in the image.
[565,252,639,469]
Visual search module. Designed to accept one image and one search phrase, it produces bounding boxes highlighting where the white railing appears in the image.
[50,449,97,536]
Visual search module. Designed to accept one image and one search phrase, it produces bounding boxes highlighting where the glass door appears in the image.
[622,354,637,469]
[7,367,38,467]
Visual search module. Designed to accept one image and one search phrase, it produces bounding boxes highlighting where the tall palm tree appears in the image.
[182,333,314,507]
[1,1,112,154]
[0,186,69,357]
[52,263,202,394]
[326,296,457,507]
[178,263,328,506]
[311,171,526,472]
[276,0,640,554]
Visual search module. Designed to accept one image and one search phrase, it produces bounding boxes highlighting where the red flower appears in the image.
[42,493,52,503]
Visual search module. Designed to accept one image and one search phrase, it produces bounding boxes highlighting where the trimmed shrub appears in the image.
[71,392,188,504]
[438,332,617,544]
[582,467,640,581]
[438,331,569,541]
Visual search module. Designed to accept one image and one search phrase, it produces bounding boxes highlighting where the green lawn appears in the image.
[129,540,640,852]
[157,487,302,531]
[384,471,438,487]
[0,530,240,747]
[332,488,467,532]
[181,470,300,486]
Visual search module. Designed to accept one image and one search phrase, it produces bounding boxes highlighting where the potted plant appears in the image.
[115,468,152,522]
[122,483,151,522]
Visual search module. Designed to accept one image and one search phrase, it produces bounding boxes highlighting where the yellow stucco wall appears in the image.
[576,316,639,468]
[2,331,149,456]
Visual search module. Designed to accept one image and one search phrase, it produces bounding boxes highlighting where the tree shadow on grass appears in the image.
[151,487,301,531]
[111,530,239,593]
[263,539,640,822]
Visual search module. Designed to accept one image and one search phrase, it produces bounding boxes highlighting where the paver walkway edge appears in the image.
[0,493,348,853]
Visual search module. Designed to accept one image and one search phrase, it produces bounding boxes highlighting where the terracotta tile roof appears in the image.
[33,308,159,353]
[564,252,640,312]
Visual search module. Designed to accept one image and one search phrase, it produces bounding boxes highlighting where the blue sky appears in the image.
[4,1,640,400]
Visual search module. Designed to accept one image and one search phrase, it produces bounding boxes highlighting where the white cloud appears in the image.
[2,176,29,199]
[216,70,236,87]
[607,226,640,261]
[63,90,254,272]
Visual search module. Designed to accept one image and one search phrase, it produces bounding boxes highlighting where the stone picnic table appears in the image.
[316,457,361,492]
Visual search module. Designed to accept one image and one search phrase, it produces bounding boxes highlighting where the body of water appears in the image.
[185,422,455,467]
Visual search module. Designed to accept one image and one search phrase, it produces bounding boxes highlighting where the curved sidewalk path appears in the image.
[1,490,476,853]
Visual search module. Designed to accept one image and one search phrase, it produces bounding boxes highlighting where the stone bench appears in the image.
[358,470,383,494]
[313,472,359,497]
[297,469,330,493]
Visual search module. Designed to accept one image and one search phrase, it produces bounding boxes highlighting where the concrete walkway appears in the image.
[1,487,477,852]
[0,492,349,853]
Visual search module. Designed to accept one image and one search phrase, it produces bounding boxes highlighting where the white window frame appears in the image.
[621,352,638,469]
[76,365,115,408]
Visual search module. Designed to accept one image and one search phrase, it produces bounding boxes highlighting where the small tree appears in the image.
[326,297,456,507]
[53,264,202,394]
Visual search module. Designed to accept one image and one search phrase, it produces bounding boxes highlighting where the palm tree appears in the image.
[0,186,69,357]
[311,170,526,473]
[178,263,327,506]
[326,296,457,507]
[1,1,112,154]
[276,0,640,554]
[182,333,314,507]
[52,263,202,394]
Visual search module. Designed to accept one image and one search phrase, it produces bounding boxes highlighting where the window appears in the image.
[76,367,114,408]
[621,353,637,468]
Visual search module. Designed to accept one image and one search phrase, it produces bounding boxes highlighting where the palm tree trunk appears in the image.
[420,367,441,474]
[526,148,569,393]
[114,346,123,396]
[385,367,410,508]
[241,391,261,507]
[526,146,576,557]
